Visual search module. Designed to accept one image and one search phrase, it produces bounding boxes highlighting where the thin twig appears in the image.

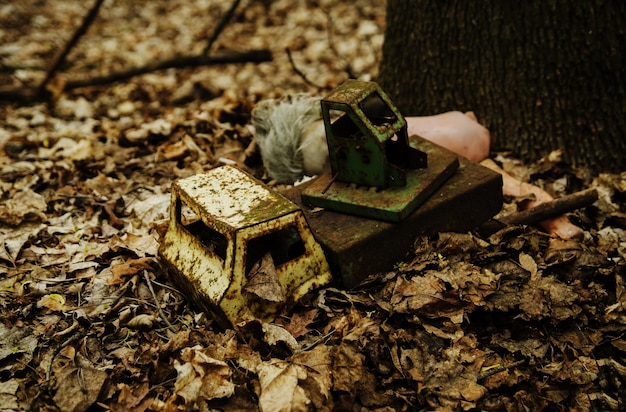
[38,0,105,96]
[296,329,336,353]
[66,49,272,88]
[203,0,242,55]
[285,48,326,89]
[101,276,136,320]
[476,188,598,237]
[478,359,525,381]
[143,270,173,329]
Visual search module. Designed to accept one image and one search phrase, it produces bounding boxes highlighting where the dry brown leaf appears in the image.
[157,139,189,160]
[332,315,378,398]
[390,274,444,313]
[282,308,319,339]
[459,379,486,402]
[244,252,284,303]
[518,252,538,280]
[519,276,580,320]
[262,323,298,352]
[540,356,600,385]
[0,379,19,411]
[53,365,109,412]
[126,313,156,330]
[291,345,333,411]
[422,322,464,340]
[257,359,309,412]
[491,334,550,359]
[108,257,154,286]
[332,337,365,394]
[0,188,47,226]
[171,346,235,406]
[0,324,38,364]
[109,232,159,257]
[110,382,151,412]
[433,263,500,306]
[37,294,72,312]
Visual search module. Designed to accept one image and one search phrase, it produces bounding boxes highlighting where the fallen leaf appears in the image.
[0,324,38,363]
[0,188,47,226]
[257,359,309,412]
[171,345,235,406]
[390,274,444,313]
[459,379,486,402]
[108,257,154,286]
[0,223,46,263]
[38,294,71,312]
[292,345,333,411]
[519,252,538,280]
[519,276,580,320]
[127,313,156,330]
[262,322,298,352]
[110,382,151,412]
[244,252,284,303]
[0,379,20,411]
[282,308,319,339]
[53,365,109,412]
[109,232,159,257]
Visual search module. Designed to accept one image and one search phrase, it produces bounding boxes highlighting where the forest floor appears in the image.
[1,1,626,411]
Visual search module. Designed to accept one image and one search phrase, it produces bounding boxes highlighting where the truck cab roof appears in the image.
[173,166,299,232]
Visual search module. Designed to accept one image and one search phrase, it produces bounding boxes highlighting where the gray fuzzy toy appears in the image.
[252,94,329,184]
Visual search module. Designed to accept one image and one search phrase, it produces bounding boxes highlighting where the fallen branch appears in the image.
[38,0,105,96]
[67,49,272,88]
[476,188,598,237]
[0,49,272,103]
[202,0,242,55]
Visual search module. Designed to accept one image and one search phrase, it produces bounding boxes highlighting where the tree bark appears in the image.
[378,0,626,172]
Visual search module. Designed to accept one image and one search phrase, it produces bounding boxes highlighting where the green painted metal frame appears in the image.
[302,79,459,222]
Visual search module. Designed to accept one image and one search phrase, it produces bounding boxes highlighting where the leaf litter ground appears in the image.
[1,1,626,411]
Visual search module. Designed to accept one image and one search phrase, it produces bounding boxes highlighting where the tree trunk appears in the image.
[378,0,626,172]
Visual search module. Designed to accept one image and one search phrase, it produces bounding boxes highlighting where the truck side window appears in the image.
[176,199,228,262]
[245,226,306,275]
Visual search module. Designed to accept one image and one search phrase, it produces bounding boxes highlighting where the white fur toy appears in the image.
[251,94,327,183]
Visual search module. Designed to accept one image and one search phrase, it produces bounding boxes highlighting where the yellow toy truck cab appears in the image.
[158,165,332,329]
